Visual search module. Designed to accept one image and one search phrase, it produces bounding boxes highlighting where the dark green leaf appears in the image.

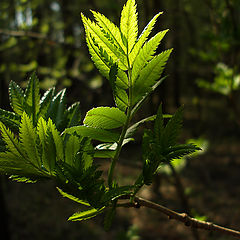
[38,87,55,119]
[47,89,67,131]
[161,106,184,148]
[67,102,81,128]
[9,81,25,115]
[0,108,20,131]
[24,72,40,125]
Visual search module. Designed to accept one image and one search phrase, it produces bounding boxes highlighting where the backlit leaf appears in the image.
[9,81,25,115]
[24,72,40,125]
[84,107,127,129]
[19,112,41,168]
[120,0,138,53]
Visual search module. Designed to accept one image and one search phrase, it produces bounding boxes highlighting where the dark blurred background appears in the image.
[1,0,240,239]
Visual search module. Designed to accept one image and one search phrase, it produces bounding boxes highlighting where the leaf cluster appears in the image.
[140,105,200,185]
[0,72,81,143]
[0,0,200,227]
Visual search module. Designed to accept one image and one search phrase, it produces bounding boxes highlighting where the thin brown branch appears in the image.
[0,29,80,48]
[118,196,240,239]
[0,29,47,39]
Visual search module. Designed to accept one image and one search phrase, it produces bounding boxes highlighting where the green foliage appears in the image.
[81,0,172,112]
[0,72,82,146]
[159,137,208,175]
[197,63,240,96]
[0,0,200,229]
[140,105,200,185]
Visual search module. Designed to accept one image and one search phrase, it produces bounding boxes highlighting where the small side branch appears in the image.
[118,196,240,239]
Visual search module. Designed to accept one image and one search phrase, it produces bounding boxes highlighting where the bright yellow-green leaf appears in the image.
[129,12,163,65]
[120,0,138,53]
[84,107,127,129]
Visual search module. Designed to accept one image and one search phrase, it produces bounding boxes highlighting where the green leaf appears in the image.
[47,88,67,131]
[0,138,6,152]
[37,117,48,146]
[83,27,128,89]
[9,175,37,183]
[57,187,90,206]
[161,106,184,148]
[91,10,126,54]
[130,12,163,65]
[68,207,105,221]
[37,118,57,173]
[79,138,94,170]
[38,87,55,119]
[24,72,40,125]
[125,115,156,138]
[0,108,20,131]
[19,112,41,168]
[66,102,81,128]
[133,49,173,104]
[0,152,44,176]
[132,30,168,83]
[120,0,138,53]
[109,64,128,111]
[164,144,201,161]
[64,126,120,142]
[64,135,81,166]
[115,88,128,112]
[9,81,25,115]
[131,76,167,116]
[47,118,64,161]
[94,149,116,159]
[81,14,127,70]
[101,185,133,203]
[84,107,127,129]
[0,122,25,158]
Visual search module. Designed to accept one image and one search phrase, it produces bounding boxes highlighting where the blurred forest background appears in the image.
[0,0,240,239]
